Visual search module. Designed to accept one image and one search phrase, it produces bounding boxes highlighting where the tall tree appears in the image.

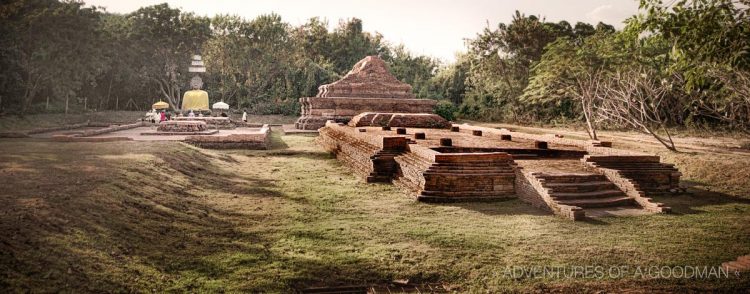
[1,0,103,114]
[127,3,211,109]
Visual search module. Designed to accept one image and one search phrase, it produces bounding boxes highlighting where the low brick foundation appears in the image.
[52,136,133,142]
[172,116,234,129]
[50,122,145,142]
[317,121,681,220]
[157,120,208,132]
[318,124,406,182]
[184,125,270,149]
[319,122,516,202]
[0,121,92,138]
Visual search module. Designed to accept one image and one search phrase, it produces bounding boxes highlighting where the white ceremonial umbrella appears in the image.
[212,101,230,110]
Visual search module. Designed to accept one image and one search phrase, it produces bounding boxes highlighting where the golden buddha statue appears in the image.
[182,75,209,111]
[181,55,209,111]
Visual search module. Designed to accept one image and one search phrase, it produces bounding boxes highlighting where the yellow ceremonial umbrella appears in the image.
[152,101,169,110]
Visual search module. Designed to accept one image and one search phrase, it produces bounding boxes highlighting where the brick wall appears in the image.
[296,97,437,130]
[185,125,270,150]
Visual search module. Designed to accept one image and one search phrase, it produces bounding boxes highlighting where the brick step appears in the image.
[601,168,678,172]
[557,196,636,208]
[596,163,677,168]
[618,172,678,176]
[546,181,618,192]
[433,162,514,167]
[510,154,538,159]
[550,189,625,200]
[430,163,515,168]
[595,165,677,170]
[536,174,607,183]
[424,171,516,177]
[592,161,674,165]
[427,166,515,171]
[591,167,673,172]
[421,190,511,197]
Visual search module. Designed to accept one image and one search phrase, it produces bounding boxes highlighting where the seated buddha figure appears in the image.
[181,76,209,111]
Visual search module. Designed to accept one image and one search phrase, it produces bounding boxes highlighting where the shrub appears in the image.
[434,100,457,121]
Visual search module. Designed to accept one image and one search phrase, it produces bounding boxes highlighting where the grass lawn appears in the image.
[1,131,749,292]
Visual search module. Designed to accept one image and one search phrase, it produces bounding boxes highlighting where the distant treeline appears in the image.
[1,0,749,137]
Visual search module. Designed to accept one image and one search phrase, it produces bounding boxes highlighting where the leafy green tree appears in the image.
[430,54,470,105]
[1,0,103,114]
[632,0,750,130]
[329,18,386,73]
[127,3,211,109]
[383,44,440,98]
[460,11,607,121]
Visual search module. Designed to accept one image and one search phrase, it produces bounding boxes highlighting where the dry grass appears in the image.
[1,132,749,292]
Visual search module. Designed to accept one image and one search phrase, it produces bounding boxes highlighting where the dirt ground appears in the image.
[0,114,749,292]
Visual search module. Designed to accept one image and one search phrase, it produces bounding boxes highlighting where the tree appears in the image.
[383,44,440,98]
[329,18,385,73]
[430,54,470,105]
[522,32,625,139]
[597,67,678,151]
[127,3,211,109]
[632,0,750,131]
[460,11,611,122]
[1,0,104,114]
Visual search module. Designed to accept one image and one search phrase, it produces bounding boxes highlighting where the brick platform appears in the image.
[317,121,681,220]
[156,120,208,132]
[184,125,270,149]
[172,116,233,129]
[319,122,517,202]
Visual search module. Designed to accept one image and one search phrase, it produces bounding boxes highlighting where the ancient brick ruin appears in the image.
[349,112,452,129]
[295,56,437,130]
[185,125,271,149]
[318,120,681,220]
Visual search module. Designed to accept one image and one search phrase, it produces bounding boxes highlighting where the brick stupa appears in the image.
[295,55,437,130]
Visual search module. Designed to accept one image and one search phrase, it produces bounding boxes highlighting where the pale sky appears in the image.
[83,0,640,63]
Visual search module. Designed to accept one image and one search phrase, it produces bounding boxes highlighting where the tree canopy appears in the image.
[1,0,749,136]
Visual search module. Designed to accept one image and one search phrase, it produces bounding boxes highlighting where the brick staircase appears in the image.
[536,172,638,211]
[583,156,681,193]
[722,255,750,274]
[367,149,405,182]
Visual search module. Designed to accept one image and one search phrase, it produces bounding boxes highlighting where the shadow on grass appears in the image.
[267,130,289,150]
[435,199,551,217]
[0,141,414,292]
[651,181,750,215]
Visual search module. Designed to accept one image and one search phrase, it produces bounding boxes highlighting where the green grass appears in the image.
[1,133,749,292]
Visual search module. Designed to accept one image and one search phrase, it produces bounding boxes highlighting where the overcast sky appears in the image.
[83,0,640,63]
